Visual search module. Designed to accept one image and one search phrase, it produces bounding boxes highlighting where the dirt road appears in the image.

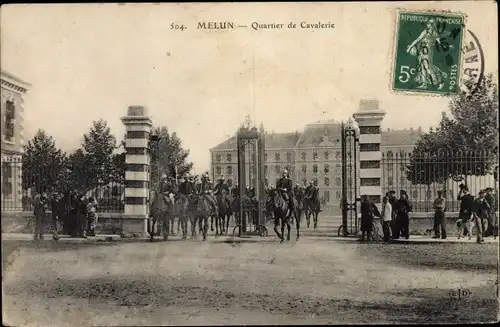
[2,237,498,325]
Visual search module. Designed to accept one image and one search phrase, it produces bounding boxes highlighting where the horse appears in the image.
[293,192,304,238]
[174,193,190,239]
[304,195,321,229]
[268,189,293,242]
[191,194,212,241]
[149,190,175,241]
[215,190,231,236]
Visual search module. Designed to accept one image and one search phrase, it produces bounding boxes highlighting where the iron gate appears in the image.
[236,121,266,235]
[340,119,359,236]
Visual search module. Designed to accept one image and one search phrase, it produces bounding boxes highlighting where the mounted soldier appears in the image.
[231,182,240,199]
[276,168,294,217]
[213,176,231,207]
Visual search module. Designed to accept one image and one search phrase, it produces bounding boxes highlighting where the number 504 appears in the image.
[398,65,416,83]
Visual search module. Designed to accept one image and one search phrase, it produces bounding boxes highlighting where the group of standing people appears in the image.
[32,190,98,240]
[360,190,413,242]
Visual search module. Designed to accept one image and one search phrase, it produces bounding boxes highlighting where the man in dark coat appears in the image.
[213,177,231,207]
[33,194,48,240]
[231,183,240,198]
[457,184,474,237]
[473,190,489,244]
[484,187,496,237]
[395,190,412,239]
[360,194,381,241]
[276,169,294,217]
[432,190,447,239]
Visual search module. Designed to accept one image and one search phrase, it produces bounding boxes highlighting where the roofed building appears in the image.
[209,120,422,206]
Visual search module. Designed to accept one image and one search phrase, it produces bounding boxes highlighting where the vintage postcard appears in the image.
[1,2,498,326]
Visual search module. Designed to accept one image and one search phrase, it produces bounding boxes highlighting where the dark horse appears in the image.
[150,190,175,241]
[174,193,190,239]
[215,190,231,236]
[191,194,212,241]
[269,189,300,242]
[304,195,321,229]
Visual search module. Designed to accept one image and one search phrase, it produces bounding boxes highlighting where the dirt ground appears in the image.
[2,236,499,326]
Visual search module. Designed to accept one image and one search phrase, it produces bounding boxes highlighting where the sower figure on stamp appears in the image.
[33,193,48,240]
[432,190,447,239]
[276,169,294,218]
[405,19,448,90]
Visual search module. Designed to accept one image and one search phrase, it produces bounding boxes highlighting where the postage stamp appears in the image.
[392,10,466,95]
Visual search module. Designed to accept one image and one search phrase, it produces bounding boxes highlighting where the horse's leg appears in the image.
[280,218,285,243]
[226,213,230,236]
[286,218,291,242]
[215,213,220,236]
[150,217,156,242]
[210,214,214,232]
[296,211,301,241]
[163,214,169,241]
[191,217,197,238]
[314,211,318,229]
[203,216,209,241]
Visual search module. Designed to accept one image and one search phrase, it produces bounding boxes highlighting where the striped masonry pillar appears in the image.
[353,100,386,210]
[121,106,152,235]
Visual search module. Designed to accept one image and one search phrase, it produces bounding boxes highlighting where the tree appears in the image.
[150,126,193,190]
[406,74,499,187]
[81,119,118,189]
[22,130,66,193]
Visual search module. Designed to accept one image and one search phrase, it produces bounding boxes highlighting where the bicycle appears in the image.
[232,223,268,238]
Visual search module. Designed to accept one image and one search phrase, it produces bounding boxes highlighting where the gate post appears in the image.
[353,100,386,211]
[121,106,153,237]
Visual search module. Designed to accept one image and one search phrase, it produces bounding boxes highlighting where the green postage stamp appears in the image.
[392,10,466,95]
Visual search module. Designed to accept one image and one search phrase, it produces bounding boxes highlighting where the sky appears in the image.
[1,2,498,173]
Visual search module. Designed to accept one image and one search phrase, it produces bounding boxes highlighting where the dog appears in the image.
[456,215,489,240]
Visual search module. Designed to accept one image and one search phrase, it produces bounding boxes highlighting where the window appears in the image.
[386,150,394,158]
[324,191,330,202]
[301,164,307,173]
[324,177,330,187]
[412,189,419,199]
[226,153,232,162]
[313,151,318,160]
[275,165,281,174]
[313,164,318,173]
[286,152,292,162]
[301,152,307,160]
[4,101,15,141]
[215,154,221,162]
[324,151,329,160]
[336,190,342,200]
[226,166,233,175]
[2,163,13,200]
[313,178,318,187]
[264,153,268,162]
[264,165,268,175]
[336,151,341,159]
[335,164,341,173]
[275,153,281,161]
[335,177,341,186]
[215,166,222,175]
[324,164,330,173]
[387,176,393,186]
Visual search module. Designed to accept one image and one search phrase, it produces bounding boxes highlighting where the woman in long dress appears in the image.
[406,19,448,90]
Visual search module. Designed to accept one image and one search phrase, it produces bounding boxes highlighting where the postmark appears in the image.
[392,10,466,96]
[460,29,485,96]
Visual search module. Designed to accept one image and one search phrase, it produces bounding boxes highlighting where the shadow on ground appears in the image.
[4,275,498,324]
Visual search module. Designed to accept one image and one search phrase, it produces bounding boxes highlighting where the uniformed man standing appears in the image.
[276,169,294,216]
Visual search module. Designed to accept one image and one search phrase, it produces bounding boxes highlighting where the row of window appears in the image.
[214,163,344,176]
[4,100,16,142]
[214,150,343,163]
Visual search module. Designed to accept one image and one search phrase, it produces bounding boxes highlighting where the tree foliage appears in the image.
[22,130,66,193]
[150,126,193,190]
[406,74,499,186]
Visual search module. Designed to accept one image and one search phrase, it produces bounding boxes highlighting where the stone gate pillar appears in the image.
[121,106,152,236]
[353,100,386,209]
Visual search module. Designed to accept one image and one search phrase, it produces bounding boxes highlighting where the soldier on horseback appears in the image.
[231,182,240,199]
[213,176,231,206]
[276,169,294,217]
[305,180,321,210]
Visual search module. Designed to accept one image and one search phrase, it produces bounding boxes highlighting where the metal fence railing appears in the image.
[381,150,498,212]
[1,156,125,213]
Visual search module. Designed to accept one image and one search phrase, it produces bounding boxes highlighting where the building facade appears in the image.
[1,70,30,210]
[209,119,422,206]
